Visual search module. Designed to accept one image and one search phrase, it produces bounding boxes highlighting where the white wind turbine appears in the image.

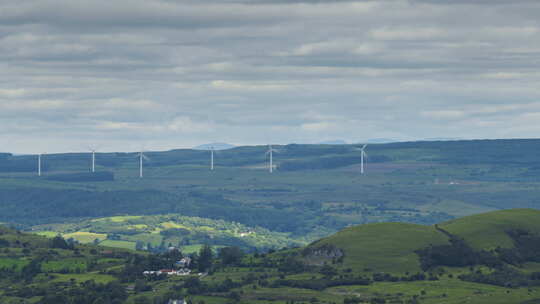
[88,146,99,173]
[138,150,150,178]
[37,153,43,176]
[266,145,278,173]
[210,146,215,171]
[359,144,368,174]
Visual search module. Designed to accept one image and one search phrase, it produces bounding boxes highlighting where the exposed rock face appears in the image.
[302,244,344,265]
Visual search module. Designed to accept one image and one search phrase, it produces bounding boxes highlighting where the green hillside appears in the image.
[440,209,540,250]
[308,222,449,273]
[30,213,306,253]
[305,209,540,274]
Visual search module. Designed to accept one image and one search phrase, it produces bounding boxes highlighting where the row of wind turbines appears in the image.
[34,144,369,178]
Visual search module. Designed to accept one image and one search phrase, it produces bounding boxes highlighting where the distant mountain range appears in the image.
[319,139,399,145]
[364,138,398,144]
[192,143,235,150]
[318,140,348,145]
[422,137,463,141]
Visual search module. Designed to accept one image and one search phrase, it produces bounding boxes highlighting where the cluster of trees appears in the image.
[417,229,540,273]
[0,187,318,235]
[182,276,242,295]
[40,281,127,304]
[271,276,371,291]
[497,229,540,265]
[459,267,540,288]
[416,235,499,270]
[416,228,540,288]
[372,271,438,282]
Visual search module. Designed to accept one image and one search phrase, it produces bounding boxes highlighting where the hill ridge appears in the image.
[306,208,540,273]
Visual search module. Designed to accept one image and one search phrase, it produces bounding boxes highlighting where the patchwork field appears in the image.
[31,213,305,253]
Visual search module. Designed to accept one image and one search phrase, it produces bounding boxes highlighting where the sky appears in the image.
[1,0,540,153]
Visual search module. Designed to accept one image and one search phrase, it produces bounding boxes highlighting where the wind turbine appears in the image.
[266,145,278,173]
[210,146,215,171]
[359,144,368,174]
[138,150,149,178]
[88,147,98,173]
[37,153,42,176]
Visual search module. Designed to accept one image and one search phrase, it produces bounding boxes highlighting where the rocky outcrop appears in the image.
[302,244,344,265]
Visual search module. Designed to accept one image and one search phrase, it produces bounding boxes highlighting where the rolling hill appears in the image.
[307,222,449,273]
[30,213,306,253]
[305,209,540,274]
[440,209,540,250]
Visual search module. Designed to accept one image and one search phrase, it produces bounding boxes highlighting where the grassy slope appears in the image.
[309,209,540,274]
[440,208,540,250]
[311,222,449,273]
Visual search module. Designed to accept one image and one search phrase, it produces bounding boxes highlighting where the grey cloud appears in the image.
[1,0,540,153]
[0,1,285,29]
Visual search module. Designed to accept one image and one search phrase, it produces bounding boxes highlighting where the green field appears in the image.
[0,258,29,272]
[440,209,540,250]
[31,213,305,253]
[309,222,450,273]
[50,273,117,284]
[63,231,107,244]
[99,239,136,250]
[41,258,87,273]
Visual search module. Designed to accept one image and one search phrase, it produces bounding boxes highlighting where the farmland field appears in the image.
[99,240,136,250]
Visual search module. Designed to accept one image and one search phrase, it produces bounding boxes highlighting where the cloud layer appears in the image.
[1,0,540,153]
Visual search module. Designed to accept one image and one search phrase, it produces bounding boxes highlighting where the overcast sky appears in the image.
[1,0,540,153]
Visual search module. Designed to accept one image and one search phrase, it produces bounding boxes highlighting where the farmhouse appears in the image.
[175,257,191,268]
[167,299,187,304]
[143,268,191,276]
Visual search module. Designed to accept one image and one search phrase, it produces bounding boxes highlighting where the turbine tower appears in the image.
[360,144,368,174]
[89,147,97,173]
[138,150,149,178]
[210,146,215,171]
[37,153,42,176]
[266,145,278,173]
